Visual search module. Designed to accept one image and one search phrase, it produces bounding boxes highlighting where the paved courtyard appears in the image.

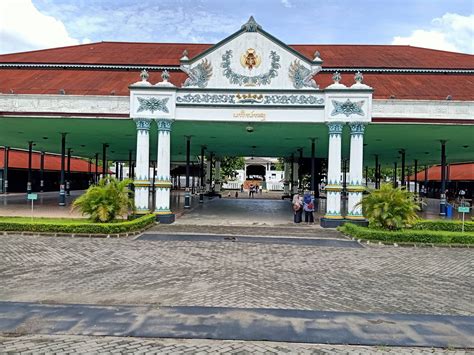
[2,335,471,354]
[0,233,472,315]
[0,197,473,352]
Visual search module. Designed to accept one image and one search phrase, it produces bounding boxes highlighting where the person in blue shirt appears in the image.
[303,191,315,224]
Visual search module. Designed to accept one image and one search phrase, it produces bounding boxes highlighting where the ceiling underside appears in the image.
[0,117,472,167]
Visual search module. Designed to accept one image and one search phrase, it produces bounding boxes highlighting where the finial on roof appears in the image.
[313,50,322,62]
[161,70,170,82]
[181,49,189,61]
[140,69,149,82]
[332,71,341,84]
[241,16,261,32]
[354,71,363,84]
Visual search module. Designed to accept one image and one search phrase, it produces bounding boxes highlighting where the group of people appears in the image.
[248,184,261,198]
[292,191,316,224]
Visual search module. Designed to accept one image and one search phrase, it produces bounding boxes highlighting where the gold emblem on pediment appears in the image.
[240,48,261,70]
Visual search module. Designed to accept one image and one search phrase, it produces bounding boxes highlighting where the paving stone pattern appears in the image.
[1,335,472,354]
[0,234,472,315]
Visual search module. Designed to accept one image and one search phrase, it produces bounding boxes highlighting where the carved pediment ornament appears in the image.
[240,48,261,70]
[222,50,280,87]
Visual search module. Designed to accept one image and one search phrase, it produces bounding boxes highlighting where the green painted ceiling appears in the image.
[0,117,472,167]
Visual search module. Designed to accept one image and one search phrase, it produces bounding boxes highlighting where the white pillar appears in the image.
[155,119,173,214]
[347,122,366,219]
[215,159,221,193]
[292,162,299,193]
[283,161,290,195]
[133,118,151,213]
[324,122,344,220]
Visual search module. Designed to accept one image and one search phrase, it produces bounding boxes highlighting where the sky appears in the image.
[0,0,473,55]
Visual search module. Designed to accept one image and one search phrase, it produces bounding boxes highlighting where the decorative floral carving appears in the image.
[241,16,261,32]
[181,59,213,88]
[176,93,324,106]
[288,60,320,89]
[331,99,364,117]
[221,50,281,86]
[137,97,169,114]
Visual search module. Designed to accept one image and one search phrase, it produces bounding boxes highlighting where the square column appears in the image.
[347,122,367,220]
[321,122,344,227]
[133,118,152,213]
[205,159,211,193]
[155,119,174,223]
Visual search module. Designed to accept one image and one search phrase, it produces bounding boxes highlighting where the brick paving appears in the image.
[1,335,471,354]
[0,234,472,315]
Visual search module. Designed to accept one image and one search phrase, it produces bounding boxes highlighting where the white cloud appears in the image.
[392,13,474,54]
[0,0,82,54]
[281,0,292,8]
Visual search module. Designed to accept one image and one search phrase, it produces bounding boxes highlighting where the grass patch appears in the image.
[339,223,474,245]
[0,214,156,235]
[412,219,474,232]
[0,217,90,224]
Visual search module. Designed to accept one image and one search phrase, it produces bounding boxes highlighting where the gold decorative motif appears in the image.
[240,48,261,70]
[235,93,264,103]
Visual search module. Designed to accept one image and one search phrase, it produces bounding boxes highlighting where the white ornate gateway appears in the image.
[129,17,373,226]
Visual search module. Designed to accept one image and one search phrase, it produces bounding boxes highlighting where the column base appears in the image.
[155,213,175,224]
[320,218,369,228]
[320,217,344,228]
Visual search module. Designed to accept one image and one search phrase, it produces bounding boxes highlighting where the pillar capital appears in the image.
[348,122,367,135]
[156,118,173,132]
[134,118,152,131]
[327,121,344,135]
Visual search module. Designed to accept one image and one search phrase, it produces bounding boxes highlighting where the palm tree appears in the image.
[72,177,134,222]
[358,184,421,230]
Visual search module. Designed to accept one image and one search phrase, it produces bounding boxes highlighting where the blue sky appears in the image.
[0,0,473,54]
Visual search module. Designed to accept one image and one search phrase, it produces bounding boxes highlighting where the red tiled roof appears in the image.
[409,163,474,181]
[0,149,101,173]
[0,41,472,101]
[0,69,472,100]
[0,42,472,69]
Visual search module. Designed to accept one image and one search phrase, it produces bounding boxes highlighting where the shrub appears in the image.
[339,223,474,245]
[72,177,134,222]
[358,184,420,230]
[412,220,474,232]
[0,214,156,234]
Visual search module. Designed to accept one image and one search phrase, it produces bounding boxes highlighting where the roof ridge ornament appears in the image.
[325,71,347,90]
[313,50,323,63]
[241,16,261,32]
[140,69,149,82]
[180,49,189,61]
[350,70,373,90]
[155,69,175,87]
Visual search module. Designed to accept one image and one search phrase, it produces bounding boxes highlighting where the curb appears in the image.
[0,223,157,239]
[348,236,472,248]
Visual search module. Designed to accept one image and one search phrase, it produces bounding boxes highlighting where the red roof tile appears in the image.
[0,69,472,100]
[410,163,474,181]
[0,42,472,69]
[0,149,101,173]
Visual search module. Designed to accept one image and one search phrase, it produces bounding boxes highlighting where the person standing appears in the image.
[303,191,315,224]
[292,193,303,223]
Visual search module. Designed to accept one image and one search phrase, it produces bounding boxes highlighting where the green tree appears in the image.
[220,156,245,180]
[358,184,420,230]
[72,177,134,222]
